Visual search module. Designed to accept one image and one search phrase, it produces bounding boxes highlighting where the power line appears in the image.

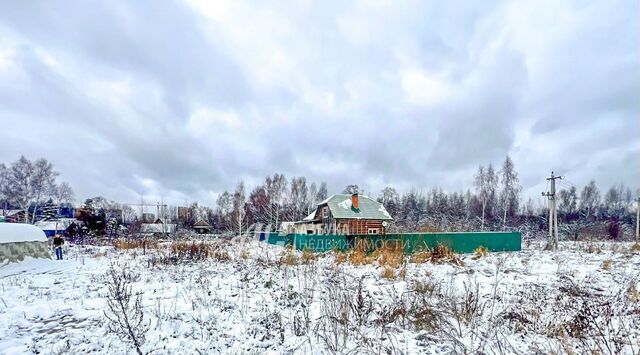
[542,171,562,250]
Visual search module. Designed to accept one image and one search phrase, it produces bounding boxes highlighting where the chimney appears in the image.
[351,193,359,210]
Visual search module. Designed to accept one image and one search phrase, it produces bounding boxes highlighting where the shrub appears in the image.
[606,221,621,240]
[410,244,463,266]
[380,265,396,280]
[113,238,159,251]
[374,241,404,268]
[170,241,212,261]
[279,246,298,265]
[301,248,316,264]
[473,246,489,259]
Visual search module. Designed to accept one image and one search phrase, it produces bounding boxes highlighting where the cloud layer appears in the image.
[0,0,638,206]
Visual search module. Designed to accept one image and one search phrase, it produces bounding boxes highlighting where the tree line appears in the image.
[2,155,637,239]
[188,155,638,237]
[0,156,74,223]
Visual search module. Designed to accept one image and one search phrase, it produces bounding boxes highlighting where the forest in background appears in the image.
[1,155,638,240]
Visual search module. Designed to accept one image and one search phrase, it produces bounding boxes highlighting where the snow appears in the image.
[378,205,391,218]
[337,198,352,209]
[302,210,316,221]
[0,223,48,243]
[0,240,639,354]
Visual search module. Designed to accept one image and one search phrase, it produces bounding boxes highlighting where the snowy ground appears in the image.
[1,239,639,354]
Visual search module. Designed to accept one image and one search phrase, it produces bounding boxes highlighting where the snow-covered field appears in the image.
[1,239,639,354]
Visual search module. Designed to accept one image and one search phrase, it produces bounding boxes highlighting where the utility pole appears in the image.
[636,197,639,242]
[542,171,562,250]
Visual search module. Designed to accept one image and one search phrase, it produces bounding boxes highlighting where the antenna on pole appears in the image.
[542,171,562,250]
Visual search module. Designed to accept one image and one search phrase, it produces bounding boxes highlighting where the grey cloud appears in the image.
[0,0,638,205]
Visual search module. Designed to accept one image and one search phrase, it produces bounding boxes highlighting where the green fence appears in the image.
[282,232,521,254]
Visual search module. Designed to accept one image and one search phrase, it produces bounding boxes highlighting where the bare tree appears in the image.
[4,156,34,222]
[308,182,318,215]
[342,184,359,194]
[474,165,488,230]
[316,182,328,202]
[0,163,7,213]
[29,159,58,223]
[499,156,520,226]
[232,181,246,236]
[104,263,149,355]
[288,176,309,221]
[486,164,499,220]
[265,173,287,228]
[580,180,600,218]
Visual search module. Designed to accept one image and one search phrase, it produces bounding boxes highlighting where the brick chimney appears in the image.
[351,193,359,210]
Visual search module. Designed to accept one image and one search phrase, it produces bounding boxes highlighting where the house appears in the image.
[295,193,393,235]
[35,219,77,237]
[1,209,27,223]
[140,219,177,236]
[193,219,213,234]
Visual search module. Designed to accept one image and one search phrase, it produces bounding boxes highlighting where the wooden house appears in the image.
[295,193,393,235]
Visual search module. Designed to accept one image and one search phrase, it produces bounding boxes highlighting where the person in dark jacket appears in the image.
[53,235,65,260]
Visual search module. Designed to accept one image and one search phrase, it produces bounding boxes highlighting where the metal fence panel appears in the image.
[276,232,521,254]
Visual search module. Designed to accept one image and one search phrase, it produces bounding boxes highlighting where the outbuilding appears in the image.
[0,223,51,263]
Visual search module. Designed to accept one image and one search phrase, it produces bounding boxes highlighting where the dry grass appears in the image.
[301,248,316,264]
[348,242,375,265]
[409,244,463,266]
[170,241,213,261]
[601,259,612,270]
[372,242,404,268]
[333,250,348,264]
[473,246,489,259]
[631,243,640,253]
[113,238,159,251]
[279,246,298,265]
[380,265,396,280]
[627,283,639,303]
[585,243,602,254]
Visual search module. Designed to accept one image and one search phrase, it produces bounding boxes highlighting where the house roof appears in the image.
[193,219,212,228]
[321,194,393,220]
[140,223,176,234]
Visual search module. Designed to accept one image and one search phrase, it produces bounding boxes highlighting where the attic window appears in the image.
[322,207,328,218]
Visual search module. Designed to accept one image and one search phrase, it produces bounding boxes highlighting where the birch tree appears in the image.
[316,182,328,202]
[307,182,317,215]
[29,158,58,223]
[499,156,520,226]
[580,180,600,218]
[474,165,488,230]
[4,156,34,222]
[0,163,7,212]
[265,173,287,229]
[232,181,246,236]
[486,163,499,219]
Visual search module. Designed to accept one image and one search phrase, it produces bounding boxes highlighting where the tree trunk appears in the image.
[502,200,508,227]
[481,200,486,231]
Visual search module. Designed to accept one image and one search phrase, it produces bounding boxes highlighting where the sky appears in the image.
[0,0,638,207]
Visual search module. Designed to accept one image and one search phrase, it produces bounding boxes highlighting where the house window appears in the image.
[368,228,379,235]
[322,207,328,218]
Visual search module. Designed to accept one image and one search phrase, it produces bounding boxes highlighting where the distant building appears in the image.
[142,213,155,223]
[193,219,213,234]
[291,193,393,235]
[1,209,27,223]
[140,218,177,236]
[35,219,77,237]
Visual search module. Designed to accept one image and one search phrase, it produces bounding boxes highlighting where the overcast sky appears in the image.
[0,0,638,207]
